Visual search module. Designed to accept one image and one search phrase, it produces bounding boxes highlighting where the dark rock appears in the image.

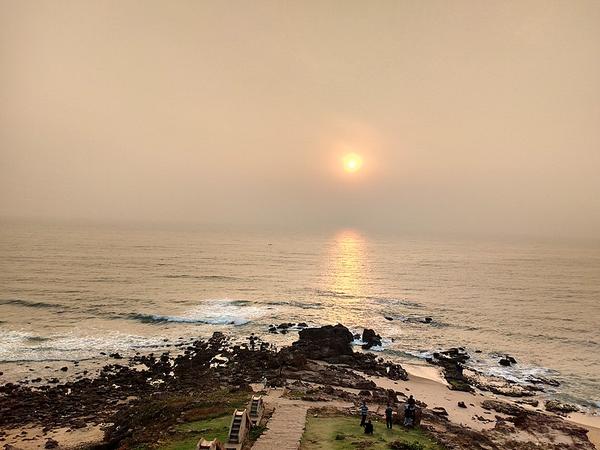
[297,322,308,328]
[361,329,382,349]
[422,317,433,323]
[499,354,517,366]
[457,401,467,408]
[384,316,394,321]
[109,353,123,359]
[72,420,86,429]
[44,438,59,449]
[60,367,68,372]
[292,324,354,359]
[429,348,473,392]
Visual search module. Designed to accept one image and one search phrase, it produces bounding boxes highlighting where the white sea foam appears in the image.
[468,358,558,386]
[351,336,392,352]
[132,300,271,326]
[0,329,167,362]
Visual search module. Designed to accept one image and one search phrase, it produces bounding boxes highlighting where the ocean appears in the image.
[1,221,599,410]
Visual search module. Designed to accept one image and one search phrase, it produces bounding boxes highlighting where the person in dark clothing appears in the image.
[404,395,417,426]
[359,401,368,426]
[385,403,394,429]
[364,419,374,435]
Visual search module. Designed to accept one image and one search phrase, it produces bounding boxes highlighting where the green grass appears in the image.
[300,416,443,450]
[155,389,254,450]
[160,415,231,450]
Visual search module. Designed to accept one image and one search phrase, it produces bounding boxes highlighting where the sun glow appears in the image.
[342,153,363,173]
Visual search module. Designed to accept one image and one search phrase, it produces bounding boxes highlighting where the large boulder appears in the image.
[292,324,354,360]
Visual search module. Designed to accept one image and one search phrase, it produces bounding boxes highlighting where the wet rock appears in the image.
[429,348,473,392]
[526,375,560,387]
[434,348,470,364]
[361,329,382,349]
[499,354,517,366]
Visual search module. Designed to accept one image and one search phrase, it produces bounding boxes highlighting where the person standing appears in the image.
[385,403,394,429]
[359,401,369,426]
[404,395,417,426]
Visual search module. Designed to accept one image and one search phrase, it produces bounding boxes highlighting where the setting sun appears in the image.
[342,153,363,173]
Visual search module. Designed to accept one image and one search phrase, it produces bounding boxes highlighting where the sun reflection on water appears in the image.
[321,229,369,324]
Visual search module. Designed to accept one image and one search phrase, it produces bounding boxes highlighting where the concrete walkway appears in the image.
[251,403,309,450]
[251,387,351,450]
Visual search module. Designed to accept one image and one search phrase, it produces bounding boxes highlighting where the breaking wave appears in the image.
[128,300,271,326]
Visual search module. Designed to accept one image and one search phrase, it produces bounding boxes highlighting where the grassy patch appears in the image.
[160,415,231,450]
[300,416,443,450]
[154,389,253,450]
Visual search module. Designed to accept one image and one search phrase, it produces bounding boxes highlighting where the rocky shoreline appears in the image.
[0,324,598,450]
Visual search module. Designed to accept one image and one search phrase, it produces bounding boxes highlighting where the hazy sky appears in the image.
[1,0,599,238]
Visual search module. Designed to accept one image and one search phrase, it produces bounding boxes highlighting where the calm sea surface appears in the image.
[1,222,599,409]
